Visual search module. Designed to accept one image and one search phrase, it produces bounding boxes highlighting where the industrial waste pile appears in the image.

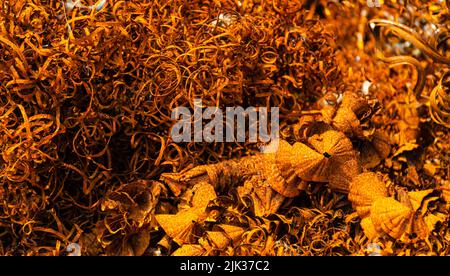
[0,0,449,255]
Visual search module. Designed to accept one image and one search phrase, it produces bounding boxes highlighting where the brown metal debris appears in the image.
[1,0,450,256]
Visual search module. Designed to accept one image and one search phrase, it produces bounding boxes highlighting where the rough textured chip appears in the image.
[266,143,301,197]
[156,182,216,245]
[332,107,361,136]
[348,172,388,218]
[206,231,231,249]
[172,244,205,256]
[328,155,360,193]
[360,217,378,240]
[190,182,218,208]
[294,130,360,191]
[291,142,330,182]
[307,130,355,158]
[155,210,200,245]
[370,197,413,240]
